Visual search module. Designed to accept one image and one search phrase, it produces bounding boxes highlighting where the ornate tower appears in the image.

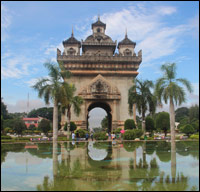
[57,17,142,131]
[62,28,81,56]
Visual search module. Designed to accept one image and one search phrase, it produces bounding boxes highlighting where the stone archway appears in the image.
[78,74,121,132]
[58,17,141,132]
[87,101,112,132]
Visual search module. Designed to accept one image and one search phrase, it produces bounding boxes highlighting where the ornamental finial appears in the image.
[125,28,127,38]
[72,25,74,37]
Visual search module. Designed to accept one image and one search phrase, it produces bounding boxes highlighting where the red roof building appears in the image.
[22,117,44,128]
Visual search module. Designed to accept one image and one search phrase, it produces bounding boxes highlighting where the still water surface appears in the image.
[1,141,199,191]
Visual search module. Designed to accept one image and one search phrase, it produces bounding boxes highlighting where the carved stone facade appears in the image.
[57,17,142,131]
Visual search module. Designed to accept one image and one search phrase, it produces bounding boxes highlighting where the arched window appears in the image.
[123,49,132,56]
[97,28,101,33]
[67,47,76,55]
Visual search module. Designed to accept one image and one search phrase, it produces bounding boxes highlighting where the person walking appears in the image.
[90,132,94,141]
[111,132,116,140]
[85,132,89,141]
[72,131,75,141]
[108,132,111,140]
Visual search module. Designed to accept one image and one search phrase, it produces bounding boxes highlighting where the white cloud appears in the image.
[6,99,50,113]
[75,4,195,66]
[1,56,31,79]
[1,4,12,41]
[189,14,199,39]
[156,6,177,15]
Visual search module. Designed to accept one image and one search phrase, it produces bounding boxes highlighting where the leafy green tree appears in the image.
[38,119,51,136]
[64,121,77,132]
[28,107,54,121]
[180,124,195,136]
[29,124,36,130]
[8,112,26,119]
[92,127,102,133]
[32,61,71,140]
[191,119,199,132]
[155,63,193,142]
[124,119,136,130]
[13,119,26,136]
[155,112,170,136]
[60,83,83,140]
[175,107,189,122]
[145,116,155,136]
[189,105,199,121]
[128,79,156,134]
[2,119,15,130]
[101,116,108,130]
[1,115,3,132]
[177,116,190,130]
[1,98,9,119]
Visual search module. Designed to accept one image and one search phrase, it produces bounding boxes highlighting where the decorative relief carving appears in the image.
[78,74,120,99]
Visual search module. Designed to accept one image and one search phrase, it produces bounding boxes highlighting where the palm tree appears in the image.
[60,83,83,140]
[32,61,71,140]
[128,78,156,134]
[155,63,193,142]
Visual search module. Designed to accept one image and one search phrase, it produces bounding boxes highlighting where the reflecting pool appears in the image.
[1,141,199,191]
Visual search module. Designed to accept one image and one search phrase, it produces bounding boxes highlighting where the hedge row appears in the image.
[94,132,108,140]
[123,129,143,140]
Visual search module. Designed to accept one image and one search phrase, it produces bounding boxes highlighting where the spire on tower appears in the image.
[98,14,100,21]
[71,25,74,37]
[125,28,127,38]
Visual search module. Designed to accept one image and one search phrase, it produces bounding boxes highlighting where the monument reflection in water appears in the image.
[1,140,199,191]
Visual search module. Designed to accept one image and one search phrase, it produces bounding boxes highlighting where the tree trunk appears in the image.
[142,141,147,168]
[133,104,137,128]
[67,116,70,140]
[53,139,58,178]
[53,99,58,140]
[142,111,146,136]
[171,140,176,183]
[67,107,71,140]
[169,97,175,142]
[133,149,137,170]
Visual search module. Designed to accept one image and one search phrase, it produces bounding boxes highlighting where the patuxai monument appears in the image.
[57,16,142,132]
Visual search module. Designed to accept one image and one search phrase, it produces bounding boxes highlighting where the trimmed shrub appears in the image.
[34,130,41,135]
[123,142,141,152]
[1,135,12,140]
[145,116,155,135]
[124,119,136,130]
[4,127,12,133]
[123,130,136,140]
[114,128,122,134]
[75,129,86,138]
[64,121,77,132]
[190,134,199,140]
[94,132,108,140]
[134,129,143,138]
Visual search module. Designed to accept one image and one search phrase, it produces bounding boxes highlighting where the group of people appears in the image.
[108,132,116,140]
[71,131,117,141]
[71,131,94,141]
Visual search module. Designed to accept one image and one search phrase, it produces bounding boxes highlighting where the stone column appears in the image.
[112,100,118,131]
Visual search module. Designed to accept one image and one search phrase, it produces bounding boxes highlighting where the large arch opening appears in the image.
[87,102,112,133]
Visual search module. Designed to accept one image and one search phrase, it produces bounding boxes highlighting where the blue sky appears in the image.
[1,1,199,119]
